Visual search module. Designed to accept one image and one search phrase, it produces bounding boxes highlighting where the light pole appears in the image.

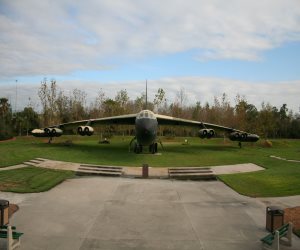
[15,80,18,113]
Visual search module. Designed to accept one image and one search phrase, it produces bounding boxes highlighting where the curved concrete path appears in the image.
[0,158,265,177]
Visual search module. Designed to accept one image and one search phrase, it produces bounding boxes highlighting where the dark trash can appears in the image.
[0,199,9,226]
[266,206,284,232]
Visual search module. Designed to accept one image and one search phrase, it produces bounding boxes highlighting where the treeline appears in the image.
[1,79,300,140]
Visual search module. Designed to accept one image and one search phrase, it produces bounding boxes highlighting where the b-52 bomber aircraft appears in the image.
[32,109,259,153]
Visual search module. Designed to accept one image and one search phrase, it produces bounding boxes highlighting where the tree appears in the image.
[115,89,129,114]
[89,89,106,118]
[11,104,40,136]
[134,93,146,112]
[38,78,58,126]
[258,102,277,138]
[176,87,187,108]
[289,117,300,138]
[192,101,201,120]
[278,104,290,138]
[56,90,72,123]
[153,88,167,113]
[71,89,87,121]
[0,98,13,140]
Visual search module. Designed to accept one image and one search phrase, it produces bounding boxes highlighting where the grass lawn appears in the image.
[0,167,74,193]
[0,135,300,196]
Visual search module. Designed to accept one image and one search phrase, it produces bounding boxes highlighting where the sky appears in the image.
[0,0,300,113]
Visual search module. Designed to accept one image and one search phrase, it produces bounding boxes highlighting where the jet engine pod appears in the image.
[243,134,260,142]
[229,132,241,141]
[50,128,63,137]
[44,128,63,137]
[77,126,94,136]
[31,129,48,137]
[229,132,259,142]
[199,129,215,139]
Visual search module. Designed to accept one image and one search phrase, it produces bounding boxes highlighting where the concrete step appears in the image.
[168,167,211,171]
[23,161,39,167]
[168,167,216,180]
[80,164,122,170]
[78,167,121,173]
[35,158,47,162]
[77,164,123,176]
[28,159,43,164]
[168,169,213,174]
[76,168,122,177]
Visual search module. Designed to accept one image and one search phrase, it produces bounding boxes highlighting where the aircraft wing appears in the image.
[56,113,137,130]
[156,114,247,134]
[156,115,259,139]
[32,113,138,137]
[155,114,259,142]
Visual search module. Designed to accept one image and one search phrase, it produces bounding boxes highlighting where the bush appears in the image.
[0,132,13,141]
[262,139,272,147]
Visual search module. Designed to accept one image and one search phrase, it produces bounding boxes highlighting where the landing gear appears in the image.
[134,142,143,154]
[149,143,158,154]
[129,137,160,154]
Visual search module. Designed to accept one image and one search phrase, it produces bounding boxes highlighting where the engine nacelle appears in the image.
[45,128,63,137]
[31,129,47,137]
[31,128,62,137]
[229,132,259,142]
[77,126,94,136]
[199,129,215,139]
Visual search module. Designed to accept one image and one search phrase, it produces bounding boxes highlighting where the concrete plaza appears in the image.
[1,177,300,250]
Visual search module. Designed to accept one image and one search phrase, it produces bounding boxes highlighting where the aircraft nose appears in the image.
[144,128,149,134]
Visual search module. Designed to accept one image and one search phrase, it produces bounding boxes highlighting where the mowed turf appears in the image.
[0,167,74,193]
[0,135,300,197]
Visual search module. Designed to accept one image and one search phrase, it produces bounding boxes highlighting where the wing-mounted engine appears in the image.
[199,129,215,139]
[77,126,94,136]
[229,132,259,142]
[31,128,63,137]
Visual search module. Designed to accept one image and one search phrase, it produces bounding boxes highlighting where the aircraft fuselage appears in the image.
[135,110,158,146]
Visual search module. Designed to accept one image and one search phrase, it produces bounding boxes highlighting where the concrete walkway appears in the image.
[0,158,265,177]
[0,164,29,171]
[1,178,299,250]
[211,163,264,175]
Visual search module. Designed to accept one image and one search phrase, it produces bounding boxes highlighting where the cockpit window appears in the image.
[136,110,156,120]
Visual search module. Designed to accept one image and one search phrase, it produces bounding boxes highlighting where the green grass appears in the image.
[0,167,74,193]
[0,135,300,196]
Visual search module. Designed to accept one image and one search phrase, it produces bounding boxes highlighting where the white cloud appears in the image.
[0,0,300,76]
[1,77,299,114]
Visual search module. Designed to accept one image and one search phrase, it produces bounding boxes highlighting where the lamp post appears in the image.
[15,80,18,113]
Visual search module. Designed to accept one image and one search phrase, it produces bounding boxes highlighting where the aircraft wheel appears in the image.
[154,143,158,153]
[150,143,155,154]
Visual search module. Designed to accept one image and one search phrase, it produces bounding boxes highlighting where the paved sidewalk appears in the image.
[1,178,299,250]
[0,158,265,177]
[0,164,29,171]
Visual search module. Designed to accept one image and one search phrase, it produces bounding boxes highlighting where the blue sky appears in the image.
[69,42,300,82]
[1,0,300,112]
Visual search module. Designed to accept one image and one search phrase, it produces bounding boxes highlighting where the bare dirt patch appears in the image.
[285,206,300,236]
[0,182,21,191]
[9,204,19,218]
